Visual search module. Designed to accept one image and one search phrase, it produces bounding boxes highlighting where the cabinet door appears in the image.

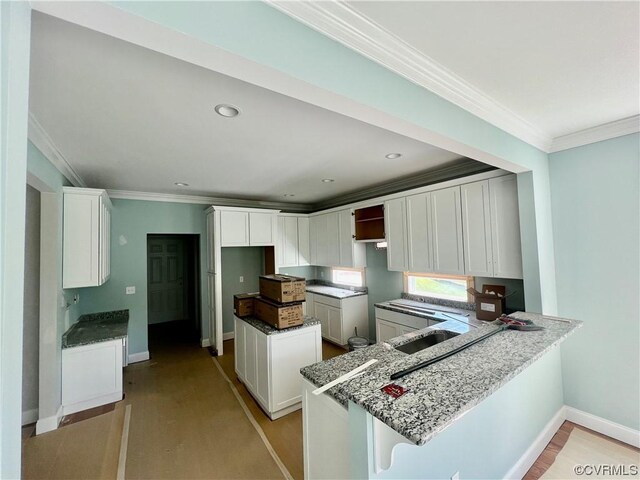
[206,212,215,272]
[63,192,100,288]
[406,193,432,273]
[430,186,465,275]
[297,217,311,266]
[384,198,408,272]
[244,325,258,392]
[255,331,269,408]
[283,216,299,266]
[314,302,330,338]
[314,214,328,266]
[234,318,246,380]
[221,211,249,246]
[338,209,354,268]
[326,212,340,267]
[327,306,343,344]
[249,212,275,245]
[309,216,318,266]
[376,318,400,343]
[489,175,523,279]
[461,181,494,277]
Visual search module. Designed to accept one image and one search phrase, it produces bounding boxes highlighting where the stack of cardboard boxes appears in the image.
[233,274,306,329]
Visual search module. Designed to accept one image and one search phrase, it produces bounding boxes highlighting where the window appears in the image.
[404,273,473,302]
[332,267,364,287]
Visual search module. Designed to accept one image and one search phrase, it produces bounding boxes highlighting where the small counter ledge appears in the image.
[236,314,320,335]
[62,310,129,349]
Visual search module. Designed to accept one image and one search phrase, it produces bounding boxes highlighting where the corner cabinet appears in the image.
[234,316,322,419]
[309,209,366,268]
[277,214,310,268]
[219,208,278,247]
[63,187,111,288]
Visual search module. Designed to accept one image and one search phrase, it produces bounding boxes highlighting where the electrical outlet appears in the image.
[126,286,136,295]
[451,471,460,480]
[73,294,80,304]
[239,276,244,283]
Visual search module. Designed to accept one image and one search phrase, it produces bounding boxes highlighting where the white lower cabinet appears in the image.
[309,293,369,345]
[62,338,124,415]
[375,307,435,342]
[234,317,322,419]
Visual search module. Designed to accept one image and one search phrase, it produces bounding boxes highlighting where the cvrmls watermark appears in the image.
[574,464,639,476]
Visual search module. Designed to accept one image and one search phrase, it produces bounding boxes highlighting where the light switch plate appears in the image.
[126,286,136,295]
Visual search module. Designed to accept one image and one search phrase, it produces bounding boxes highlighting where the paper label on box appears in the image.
[480,302,496,312]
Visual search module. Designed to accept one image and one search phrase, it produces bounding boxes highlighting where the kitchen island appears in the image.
[301,310,581,479]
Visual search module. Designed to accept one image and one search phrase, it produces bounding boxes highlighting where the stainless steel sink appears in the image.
[394,330,460,354]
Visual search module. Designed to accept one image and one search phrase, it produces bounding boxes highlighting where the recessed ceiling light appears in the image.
[174,182,190,187]
[283,194,295,197]
[322,179,335,183]
[385,153,402,159]
[214,104,240,118]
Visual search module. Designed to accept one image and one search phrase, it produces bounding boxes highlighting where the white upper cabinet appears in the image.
[384,198,408,272]
[297,217,310,266]
[461,181,494,277]
[489,175,523,279]
[63,187,111,288]
[326,212,340,267]
[277,215,311,268]
[406,193,433,273]
[219,208,278,247]
[307,210,365,268]
[337,209,366,268]
[430,186,465,275]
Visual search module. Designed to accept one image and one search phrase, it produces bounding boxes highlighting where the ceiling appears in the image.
[314,1,640,141]
[29,12,478,205]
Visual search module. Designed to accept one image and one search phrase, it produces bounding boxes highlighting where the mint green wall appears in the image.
[550,133,640,430]
[113,0,557,316]
[365,244,403,336]
[0,2,31,476]
[221,247,264,334]
[350,348,564,479]
[79,199,209,355]
[279,265,317,279]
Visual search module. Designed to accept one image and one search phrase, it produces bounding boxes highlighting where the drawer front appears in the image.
[310,293,341,309]
[374,307,430,330]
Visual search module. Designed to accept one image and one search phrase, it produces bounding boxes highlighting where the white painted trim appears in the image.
[22,408,39,426]
[549,115,640,153]
[505,406,566,479]
[117,404,132,480]
[27,113,86,187]
[200,338,211,348]
[565,406,640,448]
[127,351,150,364]
[223,332,235,341]
[267,1,552,152]
[35,404,63,435]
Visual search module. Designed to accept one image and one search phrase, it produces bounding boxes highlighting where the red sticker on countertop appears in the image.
[382,383,408,398]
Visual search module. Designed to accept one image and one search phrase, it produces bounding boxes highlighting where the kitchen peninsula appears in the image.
[301,311,581,479]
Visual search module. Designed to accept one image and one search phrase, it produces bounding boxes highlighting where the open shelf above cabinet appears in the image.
[354,205,385,242]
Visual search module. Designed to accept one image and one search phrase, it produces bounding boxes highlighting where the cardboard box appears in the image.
[259,274,306,304]
[467,287,507,321]
[233,293,259,317]
[254,296,304,329]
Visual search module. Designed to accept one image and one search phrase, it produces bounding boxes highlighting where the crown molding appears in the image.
[106,189,313,213]
[549,115,640,153]
[267,1,553,152]
[27,112,86,187]
[311,159,494,211]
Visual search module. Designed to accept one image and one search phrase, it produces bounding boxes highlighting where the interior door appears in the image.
[148,236,187,324]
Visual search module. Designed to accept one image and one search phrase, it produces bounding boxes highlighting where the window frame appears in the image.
[403,272,474,303]
[331,267,365,287]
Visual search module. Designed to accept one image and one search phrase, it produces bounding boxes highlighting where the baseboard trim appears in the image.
[200,338,211,348]
[35,404,63,435]
[223,332,235,341]
[22,408,39,426]
[128,351,150,364]
[505,406,567,479]
[565,406,640,448]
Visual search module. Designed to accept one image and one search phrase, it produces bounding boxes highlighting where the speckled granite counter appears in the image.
[236,314,320,335]
[306,284,368,299]
[374,298,481,325]
[62,310,129,348]
[301,311,581,445]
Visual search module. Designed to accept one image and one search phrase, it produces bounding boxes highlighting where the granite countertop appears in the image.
[237,314,320,335]
[300,311,581,446]
[375,298,482,325]
[306,284,368,299]
[62,310,129,349]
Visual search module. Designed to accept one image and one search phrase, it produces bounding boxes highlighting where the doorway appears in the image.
[146,235,201,350]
